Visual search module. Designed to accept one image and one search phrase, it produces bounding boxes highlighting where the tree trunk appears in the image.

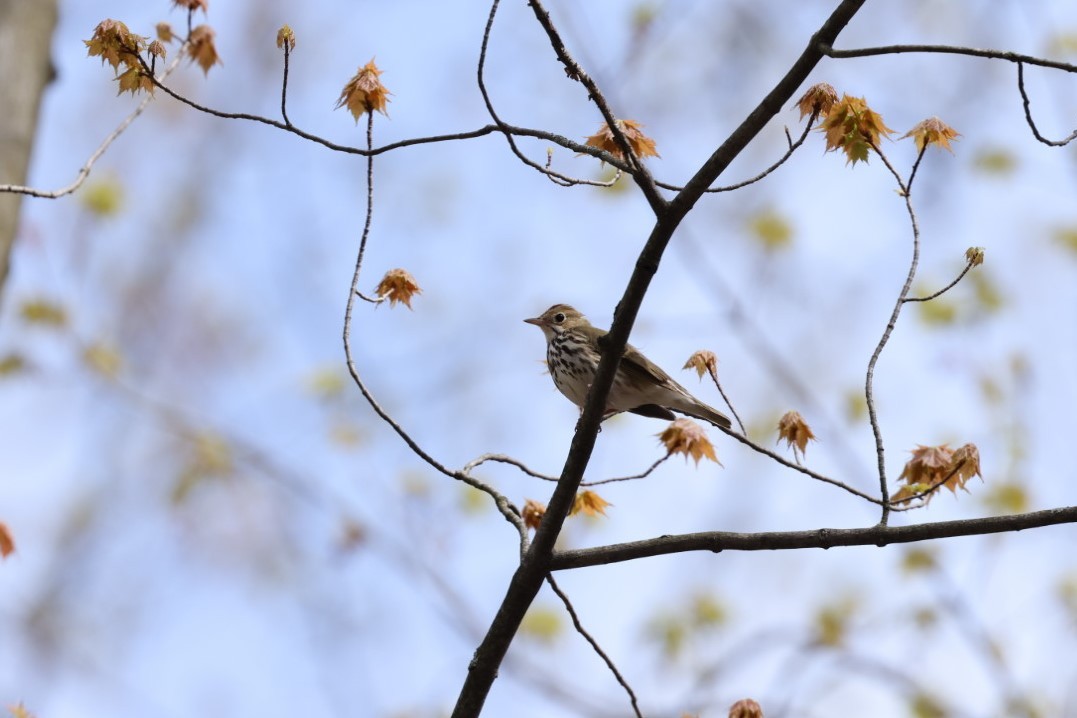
[0,0,59,309]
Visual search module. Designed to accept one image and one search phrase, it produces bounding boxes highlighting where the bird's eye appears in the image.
[553,312,566,323]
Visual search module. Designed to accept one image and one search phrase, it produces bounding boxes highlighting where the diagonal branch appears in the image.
[546,575,642,718]
[450,3,869,716]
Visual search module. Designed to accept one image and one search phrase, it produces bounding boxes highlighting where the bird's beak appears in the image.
[523,316,544,326]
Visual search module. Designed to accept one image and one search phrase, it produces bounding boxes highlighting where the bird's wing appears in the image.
[583,326,684,389]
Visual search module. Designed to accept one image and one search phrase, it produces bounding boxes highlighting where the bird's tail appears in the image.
[673,398,732,430]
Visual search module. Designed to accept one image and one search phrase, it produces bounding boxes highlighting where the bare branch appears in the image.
[551,506,1077,570]
[582,455,670,486]
[862,144,924,525]
[655,113,817,194]
[280,37,293,127]
[819,42,1077,73]
[903,260,974,304]
[546,574,642,718]
[524,0,666,213]
[337,109,525,543]
[0,55,183,199]
[718,425,880,504]
[1016,62,1077,147]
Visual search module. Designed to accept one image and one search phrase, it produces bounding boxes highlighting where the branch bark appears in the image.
[551,506,1077,570]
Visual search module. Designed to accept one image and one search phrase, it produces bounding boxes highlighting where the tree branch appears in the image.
[450,3,869,716]
[551,506,1077,570]
[819,42,1077,73]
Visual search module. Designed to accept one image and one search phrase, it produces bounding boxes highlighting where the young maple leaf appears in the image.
[658,418,720,466]
[522,499,546,530]
[156,22,175,43]
[335,59,391,121]
[902,117,960,154]
[188,25,222,75]
[85,19,146,72]
[115,66,154,96]
[276,25,296,51]
[148,40,167,60]
[965,246,985,266]
[794,82,838,121]
[373,268,422,308]
[899,444,953,486]
[584,119,660,161]
[894,443,982,505]
[947,443,982,492]
[570,490,611,518]
[821,94,894,166]
[728,698,765,718]
[0,521,15,559]
[683,349,718,381]
[776,410,816,460]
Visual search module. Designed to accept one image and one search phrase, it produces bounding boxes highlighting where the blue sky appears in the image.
[3,1,1077,716]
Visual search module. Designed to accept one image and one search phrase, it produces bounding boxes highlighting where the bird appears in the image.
[524,304,732,429]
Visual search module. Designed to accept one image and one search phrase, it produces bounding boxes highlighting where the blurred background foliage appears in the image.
[2,1,1077,716]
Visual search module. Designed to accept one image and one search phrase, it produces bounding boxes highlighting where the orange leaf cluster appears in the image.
[276,25,296,52]
[777,410,816,460]
[893,443,982,505]
[901,117,960,154]
[584,119,660,161]
[188,25,221,75]
[683,349,718,382]
[728,698,765,718]
[570,490,611,518]
[0,521,14,559]
[658,418,720,466]
[522,499,546,530]
[336,59,391,121]
[373,268,422,308]
[8,703,36,718]
[965,246,985,266]
[172,0,209,12]
[85,19,153,95]
[795,82,838,121]
[821,94,894,165]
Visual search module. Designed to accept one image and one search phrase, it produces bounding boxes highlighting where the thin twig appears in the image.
[656,114,817,194]
[1016,62,1077,147]
[280,39,292,127]
[462,452,669,486]
[475,0,626,188]
[862,144,923,526]
[819,42,1077,72]
[903,261,973,303]
[353,113,382,304]
[337,109,526,542]
[525,0,666,213]
[717,425,881,504]
[583,455,669,486]
[545,574,643,718]
[706,365,746,435]
[543,150,622,188]
[0,54,184,198]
